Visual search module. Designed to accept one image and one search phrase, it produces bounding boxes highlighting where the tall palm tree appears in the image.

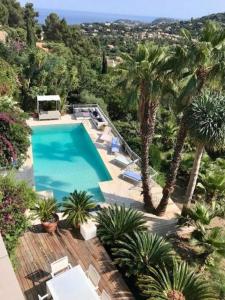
[112,231,174,277]
[96,205,146,247]
[184,92,225,207]
[118,43,168,212]
[138,261,216,300]
[156,21,225,215]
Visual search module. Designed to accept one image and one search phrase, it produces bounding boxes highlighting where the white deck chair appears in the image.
[114,155,139,168]
[87,264,101,289]
[101,289,111,300]
[99,126,112,142]
[50,256,72,277]
[38,294,49,300]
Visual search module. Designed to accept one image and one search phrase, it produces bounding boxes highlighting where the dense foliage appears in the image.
[0,97,30,168]
[0,174,38,258]
[96,205,146,246]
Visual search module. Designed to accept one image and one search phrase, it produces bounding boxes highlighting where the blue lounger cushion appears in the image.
[111,137,120,146]
[111,145,120,153]
[123,170,142,182]
[111,137,120,153]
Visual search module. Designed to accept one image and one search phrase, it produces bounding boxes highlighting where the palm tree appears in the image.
[96,205,146,247]
[118,42,168,212]
[138,261,216,300]
[156,21,225,215]
[62,190,96,228]
[112,231,174,277]
[184,92,225,207]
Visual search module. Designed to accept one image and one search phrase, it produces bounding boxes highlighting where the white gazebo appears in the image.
[37,95,61,120]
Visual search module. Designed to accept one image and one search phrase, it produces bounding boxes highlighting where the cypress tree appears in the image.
[102,51,108,74]
[24,3,38,48]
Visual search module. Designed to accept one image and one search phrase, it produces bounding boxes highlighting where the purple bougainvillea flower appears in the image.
[0,135,17,161]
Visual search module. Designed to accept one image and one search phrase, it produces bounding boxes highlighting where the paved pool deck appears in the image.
[18,114,180,235]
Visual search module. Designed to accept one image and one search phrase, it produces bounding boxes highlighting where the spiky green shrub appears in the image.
[138,261,217,300]
[32,198,59,222]
[112,231,174,277]
[96,205,146,246]
[62,190,96,228]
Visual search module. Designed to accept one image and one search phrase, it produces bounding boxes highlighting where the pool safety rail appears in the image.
[72,104,157,179]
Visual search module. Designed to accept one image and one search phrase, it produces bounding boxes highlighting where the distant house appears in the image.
[107,56,123,68]
[107,44,115,50]
[0,31,8,44]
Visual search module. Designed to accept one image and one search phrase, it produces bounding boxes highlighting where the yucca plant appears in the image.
[32,198,60,233]
[96,205,146,247]
[138,261,217,300]
[112,231,174,277]
[62,190,96,228]
[32,198,59,222]
[184,91,225,207]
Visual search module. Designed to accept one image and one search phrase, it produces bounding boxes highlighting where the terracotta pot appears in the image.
[42,214,59,234]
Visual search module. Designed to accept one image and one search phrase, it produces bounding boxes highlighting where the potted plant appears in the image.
[32,198,60,233]
[62,190,96,229]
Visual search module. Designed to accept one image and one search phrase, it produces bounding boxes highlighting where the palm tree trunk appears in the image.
[184,143,204,208]
[156,116,187,216]
[140,99,158,214]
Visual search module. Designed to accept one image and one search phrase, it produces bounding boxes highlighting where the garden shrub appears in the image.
[0,174,38,259]
[0,97,30,168]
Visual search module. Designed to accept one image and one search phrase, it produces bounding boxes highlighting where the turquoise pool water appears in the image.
[31,124,112,202]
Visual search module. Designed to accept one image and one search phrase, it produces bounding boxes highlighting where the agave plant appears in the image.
[138,261,216,300]
[62,190,96,228]
[96,205,146,246]
[112,231,174,277]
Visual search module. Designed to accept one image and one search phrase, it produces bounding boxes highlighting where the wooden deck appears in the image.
[15,224,134,300]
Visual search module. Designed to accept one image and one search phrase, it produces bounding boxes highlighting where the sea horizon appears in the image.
[37,8,157,24]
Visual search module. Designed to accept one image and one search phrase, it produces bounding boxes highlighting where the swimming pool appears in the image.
[31,124,112,202]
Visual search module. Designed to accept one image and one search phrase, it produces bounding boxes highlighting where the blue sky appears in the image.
[19,0,225,19]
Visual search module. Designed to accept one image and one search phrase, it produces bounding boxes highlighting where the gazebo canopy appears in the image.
[37,95,60,102]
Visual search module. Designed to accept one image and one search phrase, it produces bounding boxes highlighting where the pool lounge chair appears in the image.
[111,137,120,153]
[99,126,112,142]
[122,170,142,183]
[114,155,139,167]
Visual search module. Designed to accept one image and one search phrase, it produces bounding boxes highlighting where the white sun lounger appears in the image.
[99,127,112,142]
[114,155,140,168]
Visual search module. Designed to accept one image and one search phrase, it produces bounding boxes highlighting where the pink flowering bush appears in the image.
[0,175,38,259]
[0,112,30,168]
